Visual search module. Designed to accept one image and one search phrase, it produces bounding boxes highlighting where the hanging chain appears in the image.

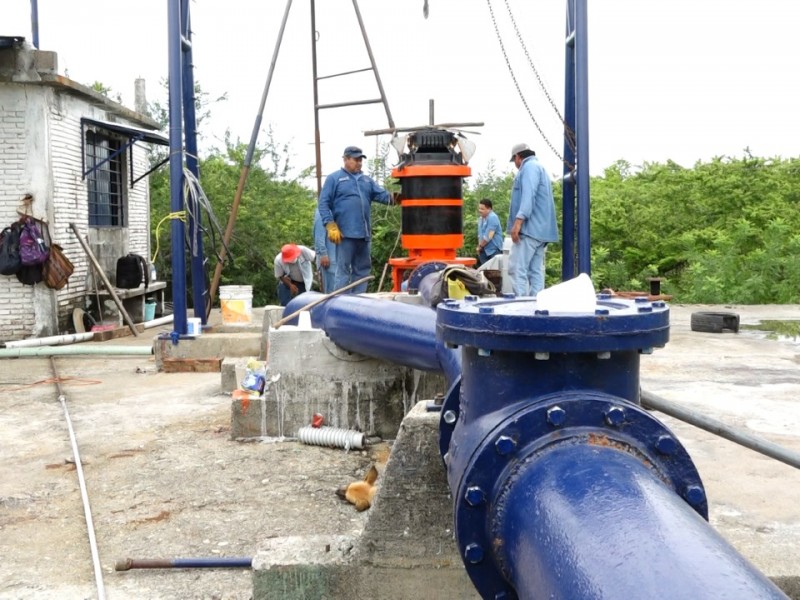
[502,0,577,158]
[486,0,575,171]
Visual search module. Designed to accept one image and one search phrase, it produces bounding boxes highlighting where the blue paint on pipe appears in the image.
[493,443,783,599]
[283,293,460,383]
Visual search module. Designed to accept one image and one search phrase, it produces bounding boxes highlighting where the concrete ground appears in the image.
[0,302,798,599]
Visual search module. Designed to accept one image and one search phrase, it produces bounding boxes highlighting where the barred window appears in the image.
[85,130,125,227]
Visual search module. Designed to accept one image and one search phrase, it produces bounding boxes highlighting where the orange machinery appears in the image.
[389,129,476,291]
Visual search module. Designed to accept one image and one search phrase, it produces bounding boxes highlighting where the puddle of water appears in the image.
[741,319,800,342]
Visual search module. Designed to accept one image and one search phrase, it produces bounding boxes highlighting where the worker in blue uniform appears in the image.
[507,143,559,296]
[317,145,393,294]
[312,209,337,293]
[476,198,504,266]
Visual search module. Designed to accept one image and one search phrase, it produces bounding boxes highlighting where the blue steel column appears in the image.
[561,0,576,280]
[180,0,206,323]
[167,0,187,334]
[575,0,591,275]
[30,0,39,48]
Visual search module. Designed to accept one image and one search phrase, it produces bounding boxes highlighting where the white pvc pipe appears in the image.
[2,332,95,349]
[0,346,153,358]
[297,426,365,450]
[144,314,174,329]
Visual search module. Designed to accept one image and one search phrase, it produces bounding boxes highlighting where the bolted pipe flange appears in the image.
[451,393,706,598]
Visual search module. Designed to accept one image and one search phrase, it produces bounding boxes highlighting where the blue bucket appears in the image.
[144,301,157,321]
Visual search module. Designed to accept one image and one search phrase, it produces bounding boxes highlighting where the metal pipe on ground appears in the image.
[641,389,800,471]
[0,346,153,358]
[2,332,94,349]
[50,358,107,600]
[115,557,252,571]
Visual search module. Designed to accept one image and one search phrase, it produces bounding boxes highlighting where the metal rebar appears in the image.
[641,389,800,471]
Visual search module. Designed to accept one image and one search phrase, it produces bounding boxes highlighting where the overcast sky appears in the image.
[7,1,800,183]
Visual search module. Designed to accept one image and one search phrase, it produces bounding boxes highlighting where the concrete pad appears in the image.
[231,327,445,439]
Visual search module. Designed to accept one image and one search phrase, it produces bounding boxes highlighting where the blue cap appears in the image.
[343,146,366,159]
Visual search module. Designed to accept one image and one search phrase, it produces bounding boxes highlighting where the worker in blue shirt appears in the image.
[476,198,504,266]
[312,209,337,293]
[507,143,559,296]
[317,145,393,294]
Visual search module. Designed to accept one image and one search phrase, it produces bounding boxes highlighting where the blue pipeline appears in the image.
[283,293,787,599]
[283,293,460,382]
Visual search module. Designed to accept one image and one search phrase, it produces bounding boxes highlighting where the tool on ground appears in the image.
[115,557,252,571]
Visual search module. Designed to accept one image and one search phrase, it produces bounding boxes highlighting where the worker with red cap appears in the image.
[273,243,315,306]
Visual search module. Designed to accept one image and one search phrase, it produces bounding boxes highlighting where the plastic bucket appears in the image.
[220,285,253,325]
[187,317,202,336]
[144,301,157,322]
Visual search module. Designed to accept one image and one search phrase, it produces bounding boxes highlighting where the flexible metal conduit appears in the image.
[297,426,365,450]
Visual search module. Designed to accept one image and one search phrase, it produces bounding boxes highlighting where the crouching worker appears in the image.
[274,243,315,306]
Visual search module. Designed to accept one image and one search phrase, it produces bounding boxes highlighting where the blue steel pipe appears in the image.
[284,292,787,599]
[282,292,460,384]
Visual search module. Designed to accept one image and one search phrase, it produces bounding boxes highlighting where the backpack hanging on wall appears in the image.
[19,218,49,266]
[43,243,75,290]
[0,223,22,276]
[115,253,149,289]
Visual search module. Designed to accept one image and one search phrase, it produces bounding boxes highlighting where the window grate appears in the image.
[86,130,124,227]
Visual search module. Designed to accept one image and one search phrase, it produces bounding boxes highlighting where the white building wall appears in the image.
[0,82,157,341]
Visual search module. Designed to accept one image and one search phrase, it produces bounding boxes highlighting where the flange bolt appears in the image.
[465,543,485,564]
[465,486,486,507]
[495,435,517,456]
[655,435,678,455]
[685,485,706,506]
[547,406,567,427]
[605,406,625,426]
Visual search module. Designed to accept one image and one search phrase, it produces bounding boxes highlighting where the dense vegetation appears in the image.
[149,140,800,306]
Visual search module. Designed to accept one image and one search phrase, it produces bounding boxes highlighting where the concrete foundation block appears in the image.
[154,332,262,371]
[356,401,458,568]
[221,356,248,393]
[251,535,478,600]
[230,328,446,440]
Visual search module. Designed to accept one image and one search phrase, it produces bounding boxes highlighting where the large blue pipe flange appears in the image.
[449,392,706,598]
[437,295,669,354]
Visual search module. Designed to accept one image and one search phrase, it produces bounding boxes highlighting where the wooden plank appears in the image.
[92,324,146,341]
[161,358,223,373]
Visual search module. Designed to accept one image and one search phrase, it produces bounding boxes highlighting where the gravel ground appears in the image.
[0,350,375,600]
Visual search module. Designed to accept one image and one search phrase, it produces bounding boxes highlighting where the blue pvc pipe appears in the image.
[494,443,785,599]
[282,293,460,384]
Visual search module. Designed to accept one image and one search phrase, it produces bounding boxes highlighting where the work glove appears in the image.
[326,222,342,244]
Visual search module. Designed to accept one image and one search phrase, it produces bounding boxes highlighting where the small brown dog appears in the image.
[336,465,379,511]
[336,444,390,511]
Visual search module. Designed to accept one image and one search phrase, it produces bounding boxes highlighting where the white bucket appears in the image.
[187,317,202,336]
[220,285,253,325]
